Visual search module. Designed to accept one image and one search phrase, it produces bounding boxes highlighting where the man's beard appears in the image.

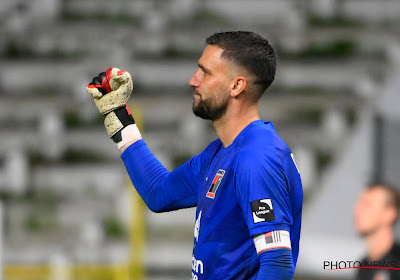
[192,94,229,121]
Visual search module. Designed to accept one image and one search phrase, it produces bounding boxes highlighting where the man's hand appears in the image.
[87,67,142,150]
[87,67,133,115]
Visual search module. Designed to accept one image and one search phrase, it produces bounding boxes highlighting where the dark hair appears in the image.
[206,31,276,99]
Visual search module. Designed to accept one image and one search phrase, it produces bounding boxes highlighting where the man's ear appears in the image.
[230,76,247,97]
[386,207,398,226]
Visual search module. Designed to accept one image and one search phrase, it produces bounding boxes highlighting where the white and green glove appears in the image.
[87,67,142,149]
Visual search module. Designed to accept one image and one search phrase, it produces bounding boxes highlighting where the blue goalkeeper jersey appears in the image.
[122,120,303,279]
[189,120,302,279]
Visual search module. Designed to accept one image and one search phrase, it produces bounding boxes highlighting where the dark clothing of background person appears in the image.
[356,243,400,280]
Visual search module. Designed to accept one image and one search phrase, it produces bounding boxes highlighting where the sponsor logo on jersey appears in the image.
[206,169,225,199]
[250,199,276,223]
[192,255,204,279]
[194,210,202,242]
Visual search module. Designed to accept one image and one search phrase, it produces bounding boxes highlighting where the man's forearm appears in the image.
[122,140,198,212]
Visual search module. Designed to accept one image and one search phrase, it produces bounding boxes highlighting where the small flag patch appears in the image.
[254,230,291,254]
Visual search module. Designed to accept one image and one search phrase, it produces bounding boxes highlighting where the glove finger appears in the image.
[92,73,103,84]
[87,86,103,98]
[87,72,108,97]
[111,78,133,99]
[113,72,129,83]
[110,71,131,90]
[109,67,131,89]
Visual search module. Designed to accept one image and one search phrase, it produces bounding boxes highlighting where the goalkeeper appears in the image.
[87,31,303,280]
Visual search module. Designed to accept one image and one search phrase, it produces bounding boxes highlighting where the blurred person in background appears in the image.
[87,31,303,280]
[354,183,400,280]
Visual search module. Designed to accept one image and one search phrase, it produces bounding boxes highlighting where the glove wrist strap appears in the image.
[109,106,142,149]
[110,106,135,142]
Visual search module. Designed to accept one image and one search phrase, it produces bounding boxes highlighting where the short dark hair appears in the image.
[206,31,276,99]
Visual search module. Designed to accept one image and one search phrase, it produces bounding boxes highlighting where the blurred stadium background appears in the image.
[0,0,399,279]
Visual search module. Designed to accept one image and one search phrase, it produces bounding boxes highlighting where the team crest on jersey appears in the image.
[206,169,225,199]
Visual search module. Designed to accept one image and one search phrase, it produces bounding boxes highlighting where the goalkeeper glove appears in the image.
[87,67,142,149]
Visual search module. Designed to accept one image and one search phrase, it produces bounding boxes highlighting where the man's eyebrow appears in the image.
[198,62,211,73]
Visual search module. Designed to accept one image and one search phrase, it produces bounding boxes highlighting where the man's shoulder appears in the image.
[234,140,282,172]
[241,122,289,150]
[236,122,291,164]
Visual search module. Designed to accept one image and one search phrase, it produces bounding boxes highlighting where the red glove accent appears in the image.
[101,67,113,93]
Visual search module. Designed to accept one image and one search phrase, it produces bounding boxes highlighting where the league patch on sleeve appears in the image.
[250,199,276,223]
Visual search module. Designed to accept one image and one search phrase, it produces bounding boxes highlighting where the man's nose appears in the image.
[189,70,200,87]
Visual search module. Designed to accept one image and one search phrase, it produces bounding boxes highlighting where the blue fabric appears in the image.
[121,120,303,279]
[121,140,202,212]
[257,249,294,280]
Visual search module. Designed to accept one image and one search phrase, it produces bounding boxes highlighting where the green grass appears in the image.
[307,14,363,28]
[28,148,107,165]
[23,212,56,233]
[192,10,228,25]
[345,107,357,126]
[287,108,323,125]
[62,11,140,25]
[62,148,106,163]
[103,215,126,239]
[21,188,63,207]
[63,110,103,128]
[173,154,193,169]
[20,189,61,232]
[4,40,88,60]
[4,40,33,58]
[278,40,357,60]
[171,10,228,26]
[0,190,14,201]
[134,44,201,60]
[316,148,334,175]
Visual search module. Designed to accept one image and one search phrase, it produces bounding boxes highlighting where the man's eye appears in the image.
[198,67,206,74]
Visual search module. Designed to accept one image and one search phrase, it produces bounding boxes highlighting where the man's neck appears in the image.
[366,227,394,261]
[213,105,260,148]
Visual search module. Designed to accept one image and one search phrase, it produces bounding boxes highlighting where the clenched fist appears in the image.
[87,67,141,148]
[87,67,133,115]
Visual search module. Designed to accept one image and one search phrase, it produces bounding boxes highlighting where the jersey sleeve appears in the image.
[257,249,294,280]
[234,150,293,236]
[122,139,204,212]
